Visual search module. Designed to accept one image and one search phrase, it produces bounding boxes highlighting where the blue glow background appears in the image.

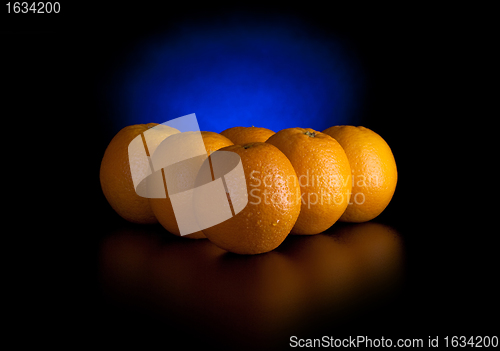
[104,13,365,133]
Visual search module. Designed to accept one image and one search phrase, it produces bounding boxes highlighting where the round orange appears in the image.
[266,128,352,235]
[149,131,234,239]
[100,123,179,224]
[220,126,275,145]
[201,142,301,254]
[322,125,397,222]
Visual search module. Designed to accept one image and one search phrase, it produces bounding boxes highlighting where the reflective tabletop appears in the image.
[97,221,405,349]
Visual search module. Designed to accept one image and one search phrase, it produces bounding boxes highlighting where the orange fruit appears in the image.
[266,128,352,235]
[149,131,234,239]
[220,126,275,145]
[100,123,179,224]
[198,131,234,154]
[201,142,301,254]
[322,126,397,222]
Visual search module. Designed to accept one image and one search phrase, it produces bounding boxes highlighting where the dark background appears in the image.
[3,3,495,348]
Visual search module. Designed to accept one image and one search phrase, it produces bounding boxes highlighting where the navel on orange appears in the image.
[220,126,275,145]
[201,142,301,254]
[322,126,397,222]
[266,128,352,235]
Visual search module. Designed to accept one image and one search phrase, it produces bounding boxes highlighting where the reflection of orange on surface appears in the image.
[335,222,404,289]
[205,252,304,346]
[220,126,275,145]
[278,222,404,322]
[149,131,234,239]
[140,236,304,349]
[99,222,404,348]
[279,233,356,307]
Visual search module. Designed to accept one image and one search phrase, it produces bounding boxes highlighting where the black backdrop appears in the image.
[3,3,495,349]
